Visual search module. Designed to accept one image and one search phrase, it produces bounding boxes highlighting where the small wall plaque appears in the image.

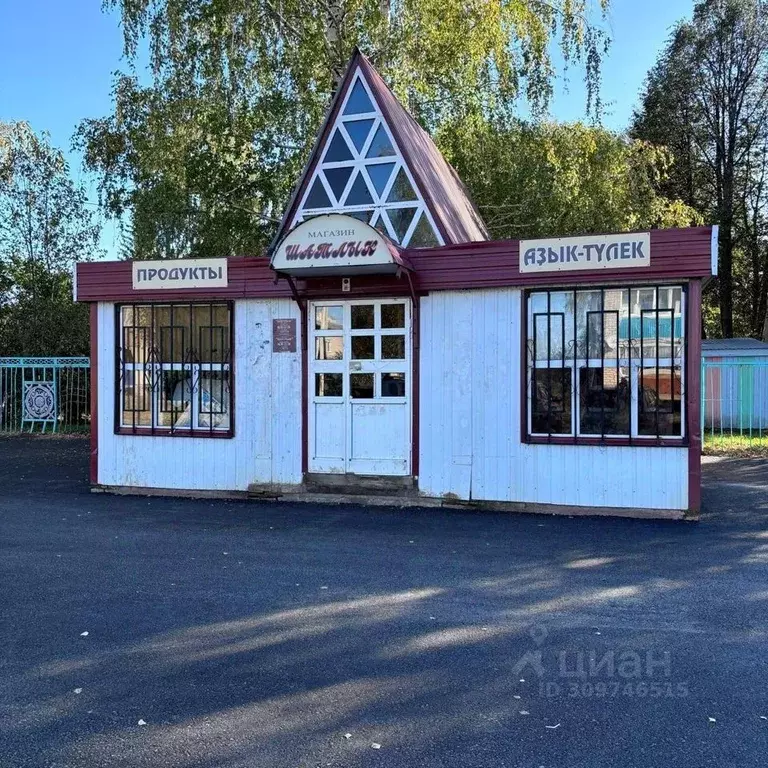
[272,318,297,353]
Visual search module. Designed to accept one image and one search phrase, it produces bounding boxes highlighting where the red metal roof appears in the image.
[76,226,715,302]
[274,49,489,248]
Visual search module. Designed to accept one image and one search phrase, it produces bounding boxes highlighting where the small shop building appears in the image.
[75,51,718,519]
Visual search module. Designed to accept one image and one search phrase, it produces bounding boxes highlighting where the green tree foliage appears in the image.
[438,118,701,240]
[76,0,610,260]
[632,0,768,338]
[0,122,102,355]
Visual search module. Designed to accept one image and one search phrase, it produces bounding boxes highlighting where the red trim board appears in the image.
[89,303,98,484]
[687,279,703,514]
[76,227,716,304]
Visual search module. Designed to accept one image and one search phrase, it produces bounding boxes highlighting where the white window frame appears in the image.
[526,286,686,442]
[117,303,233,435]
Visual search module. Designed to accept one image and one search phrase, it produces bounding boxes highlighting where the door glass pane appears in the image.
[351,304,374,329]
[381,335,405,359]
[315,306,343,330]
[350,373,374,398]
[315,373,343,397]
[351,335,374,359]
[381,304,405,328]
[315,337,343,360]
[382,372,406,397]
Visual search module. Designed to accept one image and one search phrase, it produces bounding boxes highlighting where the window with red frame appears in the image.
[525,286,685,441]
[117,303,232,435]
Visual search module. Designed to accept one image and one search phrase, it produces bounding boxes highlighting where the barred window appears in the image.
[526,286,684,441]
[117,303,233,435]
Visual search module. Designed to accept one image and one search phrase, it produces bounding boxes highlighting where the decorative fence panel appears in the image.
[702,359,768,450]
[0,358,90,434]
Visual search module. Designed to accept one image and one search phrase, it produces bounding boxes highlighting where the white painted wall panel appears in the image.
[419,289,688,511]
[96,299,302,491]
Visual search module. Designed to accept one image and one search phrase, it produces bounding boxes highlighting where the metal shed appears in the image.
[702,338,768,432]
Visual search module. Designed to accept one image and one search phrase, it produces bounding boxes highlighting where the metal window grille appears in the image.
[525,286,686,442]
[116,302,233,436]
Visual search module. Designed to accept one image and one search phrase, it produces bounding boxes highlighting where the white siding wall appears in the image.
[96,299,302,491]
[419,289,688,511]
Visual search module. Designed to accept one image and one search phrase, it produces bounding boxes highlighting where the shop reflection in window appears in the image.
[118,303,233,435]
[526,286,684,441]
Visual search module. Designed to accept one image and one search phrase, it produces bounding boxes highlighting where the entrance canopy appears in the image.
[270,214,411,277]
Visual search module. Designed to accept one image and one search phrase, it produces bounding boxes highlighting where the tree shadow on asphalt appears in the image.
[1,438,767,767]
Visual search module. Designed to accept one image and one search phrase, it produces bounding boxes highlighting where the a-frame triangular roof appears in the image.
[274,49,489,249]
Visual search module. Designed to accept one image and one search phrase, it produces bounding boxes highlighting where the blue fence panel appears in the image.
[0,358,90,434]
[702,359,768,446]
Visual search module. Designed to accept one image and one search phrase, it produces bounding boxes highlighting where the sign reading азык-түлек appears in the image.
[132,258,228,290]
[520,232,650,274]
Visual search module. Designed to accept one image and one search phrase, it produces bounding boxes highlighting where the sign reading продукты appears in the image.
[520,233,651,273]
[132,258,228,290]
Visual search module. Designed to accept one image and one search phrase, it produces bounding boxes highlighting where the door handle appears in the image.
[350,361,362,371]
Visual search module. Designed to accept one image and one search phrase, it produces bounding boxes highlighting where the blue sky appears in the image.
[0,0,693,258]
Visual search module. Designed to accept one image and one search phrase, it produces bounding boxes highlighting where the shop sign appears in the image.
[520,233,650,274]
[271,214,399,275]
[272,319,297,353]
[132,258,228,290]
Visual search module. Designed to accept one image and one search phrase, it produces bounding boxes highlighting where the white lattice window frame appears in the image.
[292,68,444,247]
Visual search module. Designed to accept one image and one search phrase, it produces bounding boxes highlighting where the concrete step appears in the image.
[302,473,418,497]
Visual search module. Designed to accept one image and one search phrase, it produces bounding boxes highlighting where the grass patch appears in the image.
[703,432,768,457]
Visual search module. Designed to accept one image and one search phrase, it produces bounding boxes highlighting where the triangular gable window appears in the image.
[324,129,353,163]
[344,171,374,206]
[407,212,441,247]
[324,167,353,202]
[343,118,375,154]
[386,168,417,202]
[348,209,374,224]
[365,162,395,197]
[343,79,375,115]
[293,69,444,247]
[366,125,395,158]
[304,177,332,209]
[386,207,418,242]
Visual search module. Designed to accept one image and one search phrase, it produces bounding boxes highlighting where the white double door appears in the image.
[309,299,412,476]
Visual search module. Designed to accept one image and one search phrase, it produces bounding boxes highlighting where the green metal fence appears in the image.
[0,358,90,434]
[702,359,768,451]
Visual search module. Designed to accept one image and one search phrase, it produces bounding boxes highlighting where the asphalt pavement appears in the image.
[0,437,766,767]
